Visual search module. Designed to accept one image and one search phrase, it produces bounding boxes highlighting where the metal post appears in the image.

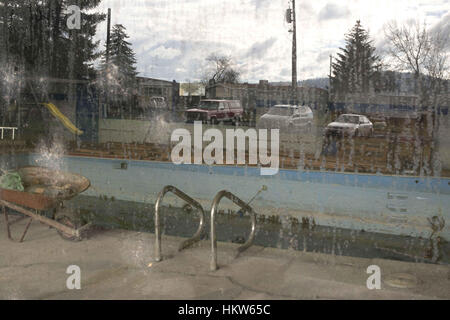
[105,8,111,118]
[291,0,297,104]
[106,8,111,65]
[329,55,332,96]
[17,100,20,137]
[154,196,162,261]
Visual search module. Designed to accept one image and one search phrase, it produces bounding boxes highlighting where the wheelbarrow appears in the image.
[0,166,91,242]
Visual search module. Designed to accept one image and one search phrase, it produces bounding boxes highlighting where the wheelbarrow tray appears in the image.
[1,166,90,210]
[1,166,91,242]
[0,188,58,211]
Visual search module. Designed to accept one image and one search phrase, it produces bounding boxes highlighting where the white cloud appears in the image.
[93,0,450,82]
[149,46,182,60]
[318,3,350,21]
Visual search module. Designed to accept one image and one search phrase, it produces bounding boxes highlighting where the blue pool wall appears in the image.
[1,153,449,240]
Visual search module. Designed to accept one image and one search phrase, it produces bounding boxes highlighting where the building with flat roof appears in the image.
[136,77,179,111]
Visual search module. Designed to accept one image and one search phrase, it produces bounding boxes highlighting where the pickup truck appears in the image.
[185,99,243,125]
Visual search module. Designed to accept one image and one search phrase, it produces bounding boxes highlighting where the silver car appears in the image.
[325,114,373,137]
[257,105,314,131]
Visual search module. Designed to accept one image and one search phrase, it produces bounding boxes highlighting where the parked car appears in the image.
[325,114,373,137]
[257,104,314,131]
[185,99,243,125]
[148,96,167,109]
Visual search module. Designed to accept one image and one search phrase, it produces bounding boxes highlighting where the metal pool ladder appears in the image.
[154,185,206,262]
[210,190,257,271]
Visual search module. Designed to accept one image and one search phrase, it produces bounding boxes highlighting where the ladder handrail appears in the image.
[210,190,257,271]
[154,185,205,262]
[0,127,17,140]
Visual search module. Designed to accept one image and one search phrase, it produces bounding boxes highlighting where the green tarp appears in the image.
[0,171,24,191]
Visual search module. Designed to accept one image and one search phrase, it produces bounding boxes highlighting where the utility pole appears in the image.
[104,8,111,119]
[106,8,111,64]
[287,0,297,104]
[329,54,332,96]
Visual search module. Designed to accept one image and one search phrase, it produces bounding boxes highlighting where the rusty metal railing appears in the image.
[154,185,205,262]
[210,190,257,271]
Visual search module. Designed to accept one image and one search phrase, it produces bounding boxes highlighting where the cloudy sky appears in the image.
[93,0,449,83]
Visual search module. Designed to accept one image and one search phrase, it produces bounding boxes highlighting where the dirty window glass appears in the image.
[0,0,449,303]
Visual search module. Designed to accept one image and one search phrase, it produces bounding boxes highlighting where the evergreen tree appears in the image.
[98,24,138,118]
[0,0,105,80]
[331,20,381,97]
[0,1,105,128]
[99,24,138,92]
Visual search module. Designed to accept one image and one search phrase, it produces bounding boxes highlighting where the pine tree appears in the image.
[0,1,105,127]
[98,24,138,118]
[331,20,381,97]
[0,0,105,80]
[99,24,138,92]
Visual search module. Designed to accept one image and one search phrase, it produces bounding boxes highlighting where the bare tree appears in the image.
[384,21,430,76]
[202,53,240,84]
[384,20,449,176]
[384,20,449,108]
[384,20,449,85]
[424,27,449,81]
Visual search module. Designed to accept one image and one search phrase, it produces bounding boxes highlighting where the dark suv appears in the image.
[185,99,243,125]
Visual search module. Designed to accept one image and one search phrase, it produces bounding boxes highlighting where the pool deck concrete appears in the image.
[0,218,449,300]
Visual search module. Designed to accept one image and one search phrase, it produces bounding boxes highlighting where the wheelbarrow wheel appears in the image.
[55,213,82,242]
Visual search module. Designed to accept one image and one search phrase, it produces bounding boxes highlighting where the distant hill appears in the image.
[375,71,449,94]
[299,78,330,89]
[264,72,449,94]
[270,78,330,89]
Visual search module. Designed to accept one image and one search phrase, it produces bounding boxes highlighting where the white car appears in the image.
[149,96,167,109]
[257,105,314,131]
[325,114,373,137]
